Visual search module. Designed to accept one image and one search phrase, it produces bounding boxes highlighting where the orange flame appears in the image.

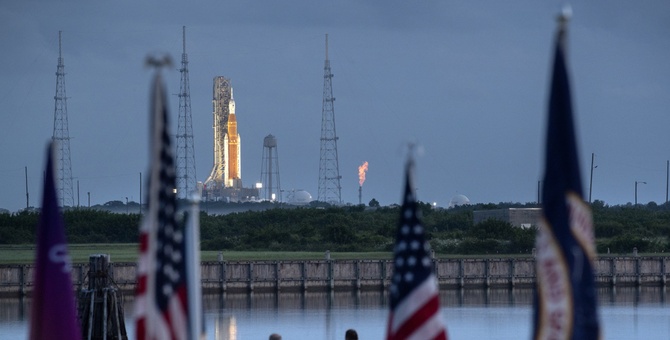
[358,161,369,186]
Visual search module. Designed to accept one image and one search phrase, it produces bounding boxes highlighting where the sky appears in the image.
[0,1,669,212]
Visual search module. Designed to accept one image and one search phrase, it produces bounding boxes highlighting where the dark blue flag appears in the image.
[532,14,601,340]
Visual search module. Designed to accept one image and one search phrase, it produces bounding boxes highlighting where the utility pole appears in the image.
[25,166,29,209]
[140,172,143,214]
[589,153,594,203]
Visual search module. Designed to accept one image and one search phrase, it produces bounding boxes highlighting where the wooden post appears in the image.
[355,260,361,290]
[661,257,666,287]
[302,262,307,292]
[485,259,490,288]
[78,264,84,291]
[459,259,465,288]
[248,262,254,293]
[636,257,641,286]
[19,265,25,297]
[275,262,280,293]
[86,291,95,339]
[220,260,227,293]
[328,260,334,291]
[510,259,516,288]
[78,254,127,340]
[103,288,108,338]
[661,257,666,286]
[380,260,387,290]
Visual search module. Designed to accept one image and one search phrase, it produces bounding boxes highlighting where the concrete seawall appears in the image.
[1,256,667,297]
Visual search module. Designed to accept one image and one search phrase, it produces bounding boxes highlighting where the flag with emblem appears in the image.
[532,12,600,340]
[386,158,448,340]
[29,142,81,340]
[134,72,190,340]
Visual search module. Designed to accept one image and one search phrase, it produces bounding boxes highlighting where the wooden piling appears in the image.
[77,254,127,340]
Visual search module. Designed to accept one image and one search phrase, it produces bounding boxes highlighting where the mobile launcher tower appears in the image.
[204,76,258,202]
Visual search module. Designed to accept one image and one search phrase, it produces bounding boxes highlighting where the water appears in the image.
[1,287,668,339]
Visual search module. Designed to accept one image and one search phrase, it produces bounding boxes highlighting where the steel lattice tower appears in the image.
[317,34,342,204]
[52,31,75,207]
[176,26,197,199]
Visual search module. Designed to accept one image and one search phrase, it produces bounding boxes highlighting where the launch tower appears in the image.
[205,76,232,192]
[317,34,342,204]
[205,78,255,201]
[52,31,75,207]
[176,26,197,199]
[260,134,281,201]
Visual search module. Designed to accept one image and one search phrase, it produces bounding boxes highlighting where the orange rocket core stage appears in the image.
[227,111,240,183]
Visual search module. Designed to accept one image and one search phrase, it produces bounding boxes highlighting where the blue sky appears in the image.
[0,1,669,212]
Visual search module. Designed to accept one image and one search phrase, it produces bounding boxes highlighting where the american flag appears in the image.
[135,72,189,340]
[387,159,448,340]
[532,13,600,340]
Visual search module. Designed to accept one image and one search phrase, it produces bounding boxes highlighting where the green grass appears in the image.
[1,244,652,265]
[0,244,140,264]
[0,244,394,264]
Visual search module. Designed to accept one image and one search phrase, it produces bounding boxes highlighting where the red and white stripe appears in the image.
[387,275,447,340]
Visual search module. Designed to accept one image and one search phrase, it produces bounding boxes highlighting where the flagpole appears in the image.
[186,193,204,340]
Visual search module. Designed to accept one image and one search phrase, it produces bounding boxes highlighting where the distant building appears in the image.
[473,208,541,229]
[449,194,470,208]
[286,190,313,206]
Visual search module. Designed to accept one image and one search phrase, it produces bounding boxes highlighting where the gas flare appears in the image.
[358,161,369,186]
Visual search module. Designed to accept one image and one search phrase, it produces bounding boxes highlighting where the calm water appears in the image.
[1,287,668,339]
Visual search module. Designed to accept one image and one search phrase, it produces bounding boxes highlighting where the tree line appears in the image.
[1,199,669,255]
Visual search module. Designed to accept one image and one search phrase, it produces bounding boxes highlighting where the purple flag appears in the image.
[29,142,81,340]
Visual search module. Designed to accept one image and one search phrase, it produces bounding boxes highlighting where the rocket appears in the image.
[224,89,241,188]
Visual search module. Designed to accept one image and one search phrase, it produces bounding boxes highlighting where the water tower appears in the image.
[260,134,281,201]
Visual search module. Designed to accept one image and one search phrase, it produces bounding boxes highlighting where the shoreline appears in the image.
[1,255,667,297]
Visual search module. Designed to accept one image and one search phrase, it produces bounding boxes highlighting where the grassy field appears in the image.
[0,244,394,264]
[0,244,649,265]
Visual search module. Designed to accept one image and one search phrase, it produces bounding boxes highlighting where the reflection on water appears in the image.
[215,316,236,340]
[1,286,668,339]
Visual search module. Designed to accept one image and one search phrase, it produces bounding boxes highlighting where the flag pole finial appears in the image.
[407,142,417,163]
[556,4,571,50]
[404,141,424,164]
[145,54,173,70]
[557,4,572,30]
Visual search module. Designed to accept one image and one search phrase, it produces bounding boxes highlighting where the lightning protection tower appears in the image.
[176,26,197,199]
[52,31,75,207]
[317,34,342,204]
[260,134,281,201]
